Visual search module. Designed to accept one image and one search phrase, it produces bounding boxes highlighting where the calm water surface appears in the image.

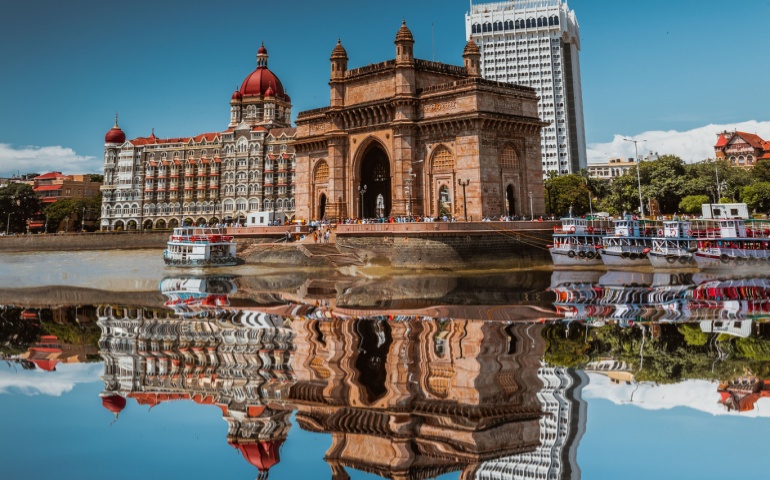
[1,251,769,480]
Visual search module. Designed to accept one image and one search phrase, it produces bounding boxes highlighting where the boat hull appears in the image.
[164,256,238,268]
[648,252,696,269]
[600,249,652,267]
[549,248,603,266]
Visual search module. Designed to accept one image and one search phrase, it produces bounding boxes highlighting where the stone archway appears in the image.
[143,219,153,230]
[319,193,327,220]
[359,143,391,219]
[156,219,167,229]
[506,184,516,217]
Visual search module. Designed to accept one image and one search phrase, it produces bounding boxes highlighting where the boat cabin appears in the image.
[718,219,747,238]
[663,221,692,238]
[613,218,641,237]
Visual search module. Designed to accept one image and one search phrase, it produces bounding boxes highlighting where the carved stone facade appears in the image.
[295,22,546,221]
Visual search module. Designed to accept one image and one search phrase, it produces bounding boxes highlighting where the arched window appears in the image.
[249,198,260,211]
[472,23,480,34]
[494,21,502,31]
[483,22,491,32]
[505,20,513,30]
[552,16,559,26]
[499,145,520,170]
[526,18,534,28]
[431,146,454,173]
[314,160,330,184]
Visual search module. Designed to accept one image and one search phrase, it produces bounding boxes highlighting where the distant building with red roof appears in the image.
[714,131,770,168]
[718,376,770,413]
[32,172,101,204]
[100,45,296,231]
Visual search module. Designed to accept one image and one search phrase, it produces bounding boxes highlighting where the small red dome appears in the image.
[265,84,275,98]
[258,44,268,55]
[101,394,127,414]
[232,89,243,101]
[105,120,126,144]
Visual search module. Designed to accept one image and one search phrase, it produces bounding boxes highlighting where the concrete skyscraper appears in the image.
[466,0,587,177]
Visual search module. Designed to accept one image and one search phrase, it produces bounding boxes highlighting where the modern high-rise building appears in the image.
[466,0,587,177]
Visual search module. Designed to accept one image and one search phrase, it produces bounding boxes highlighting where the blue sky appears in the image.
[1,0,768,176]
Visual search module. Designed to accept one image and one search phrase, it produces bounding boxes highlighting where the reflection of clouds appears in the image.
[584,373,770,418]
[0,363,102,397]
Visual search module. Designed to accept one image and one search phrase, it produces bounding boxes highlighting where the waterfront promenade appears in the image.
[0,220,558,269]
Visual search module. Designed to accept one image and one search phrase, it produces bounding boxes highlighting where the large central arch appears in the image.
[359,143,391,218]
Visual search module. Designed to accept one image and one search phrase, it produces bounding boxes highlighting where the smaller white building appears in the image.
[247,210,286,226]
[701,203,749,219]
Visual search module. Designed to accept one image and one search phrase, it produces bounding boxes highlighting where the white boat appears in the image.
[600,216,658,267]
[648,220,699,268]
[693,219,770,270]
[548,217,608,266]
[163,226,238,267]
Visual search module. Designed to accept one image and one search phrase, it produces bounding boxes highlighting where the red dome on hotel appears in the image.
[239,45,287,99]
[105,116,126,144]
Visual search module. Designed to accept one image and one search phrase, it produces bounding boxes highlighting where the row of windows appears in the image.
[471,16,560,34]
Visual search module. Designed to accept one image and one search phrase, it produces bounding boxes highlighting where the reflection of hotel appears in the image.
[718,376,770,413]
[475,367,587,480]
[96,306,295,477]
[288,318,546,479]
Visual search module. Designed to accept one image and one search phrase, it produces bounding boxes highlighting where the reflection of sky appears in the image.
[0,362,102,396]
[580,373,770,479]
[584,373,770,417]
[0,362,457,480]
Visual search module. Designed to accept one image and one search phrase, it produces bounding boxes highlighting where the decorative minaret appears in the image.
[462,39,481,78]
[329,39,348,108]
[229,87,243,128]
[257,42,268,69]
[394,20,416,96]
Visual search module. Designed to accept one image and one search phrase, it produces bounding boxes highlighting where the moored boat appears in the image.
[693,218,770,269]
[649,220,699,268]
[163,226,238,267]
[600,216,658,267]
[548,217,608,266]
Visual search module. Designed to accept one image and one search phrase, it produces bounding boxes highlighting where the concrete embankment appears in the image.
[0,232,169,252]
[0,221,557,270]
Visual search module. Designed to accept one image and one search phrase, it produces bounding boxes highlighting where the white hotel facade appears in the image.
[466,0,587,177]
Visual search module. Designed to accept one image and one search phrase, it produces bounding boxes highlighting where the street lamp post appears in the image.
[529,191,534,220]
[624,138,646,217]
[358,184,367,219]
[5,212,12,235]
[81,207,86,233]
[458,179,470,221]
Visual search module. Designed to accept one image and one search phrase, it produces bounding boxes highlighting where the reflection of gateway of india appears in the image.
[295,21,545,221]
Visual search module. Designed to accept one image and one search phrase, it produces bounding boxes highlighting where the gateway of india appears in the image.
[296,21,545,221]
[101,21,545,229]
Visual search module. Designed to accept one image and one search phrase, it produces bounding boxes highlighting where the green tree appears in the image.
[752,159,770,183]
[642,155,688,213]
[678,195,710,214]
[741,182,770,214]
[88,174,104,183]
[0,183,42,234]
[544,173,591,217]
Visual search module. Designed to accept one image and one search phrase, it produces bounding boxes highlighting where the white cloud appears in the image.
[584,373,770,418]
[0,143,101,177]
[588,120,770,164]
[0,362,102,397]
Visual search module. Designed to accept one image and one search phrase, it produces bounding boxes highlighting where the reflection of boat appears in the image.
[600,216,657,267]
[694,219,770,269]
[549,217,607,266]
[159,275,238,314]
[163,226,238,267]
